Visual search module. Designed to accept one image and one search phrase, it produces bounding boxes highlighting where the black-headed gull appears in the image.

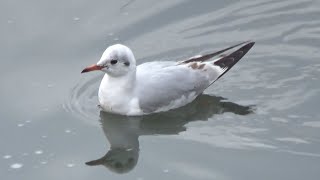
[81,41,255,116]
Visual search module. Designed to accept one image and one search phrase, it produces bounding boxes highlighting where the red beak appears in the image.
[81,64,103,73]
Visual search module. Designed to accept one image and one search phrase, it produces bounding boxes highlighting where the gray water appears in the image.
[1,0,320,179]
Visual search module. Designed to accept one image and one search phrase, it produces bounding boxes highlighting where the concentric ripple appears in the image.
[63,74,103,126]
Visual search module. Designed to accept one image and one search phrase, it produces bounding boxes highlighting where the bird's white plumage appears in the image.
[84,42,255,116]
[135,61,222,114]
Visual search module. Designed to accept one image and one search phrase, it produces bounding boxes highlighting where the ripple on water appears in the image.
[303,121,320,128]
[275,137,310,144]
[63,74,102,126]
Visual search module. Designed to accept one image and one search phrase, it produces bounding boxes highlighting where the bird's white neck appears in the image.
[98,69,141,115]
[101,69,136,92]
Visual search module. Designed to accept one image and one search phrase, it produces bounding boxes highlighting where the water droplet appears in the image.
[41,135,47,138]
[66,163,75,168]
[65,129,71,133]
[3,155,12,159]
[163,169,169,173]
[17,123,24,127]
[47,84,54,88]
[73,17,80,21]
[40,161,47,165]
[10,163,23,169]
[34,150,43,155]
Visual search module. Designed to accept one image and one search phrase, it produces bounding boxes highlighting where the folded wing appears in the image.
[136,41,255,113]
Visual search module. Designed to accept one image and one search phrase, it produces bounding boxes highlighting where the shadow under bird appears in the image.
[81,41,255,115]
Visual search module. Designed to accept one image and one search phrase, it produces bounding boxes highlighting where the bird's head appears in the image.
[81,44,136,77]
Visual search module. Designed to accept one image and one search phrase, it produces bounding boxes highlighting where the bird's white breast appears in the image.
[98,75,143,115]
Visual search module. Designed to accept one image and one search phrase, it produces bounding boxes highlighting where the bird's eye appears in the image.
[110,60,118,65]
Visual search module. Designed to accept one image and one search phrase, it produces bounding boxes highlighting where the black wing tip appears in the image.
[179,40,255,65]
[213,40,255,80]
[85,160,101,166]
[239,41,255,55]
[244,41,255,49]
[214,41,255,66]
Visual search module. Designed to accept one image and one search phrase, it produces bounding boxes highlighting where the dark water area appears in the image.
[1,0,320,179]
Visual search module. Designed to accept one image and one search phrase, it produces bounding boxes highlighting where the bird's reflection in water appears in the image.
[85,94,254,173]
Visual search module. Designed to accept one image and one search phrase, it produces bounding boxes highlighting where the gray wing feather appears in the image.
[136,62,210,113]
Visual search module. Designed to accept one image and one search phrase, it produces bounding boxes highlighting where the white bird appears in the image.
[81,41,255,116]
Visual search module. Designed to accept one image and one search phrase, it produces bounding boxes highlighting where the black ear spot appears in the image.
[124,62,130,66]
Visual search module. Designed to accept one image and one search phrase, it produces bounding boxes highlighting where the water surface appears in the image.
[1,0,320,179]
